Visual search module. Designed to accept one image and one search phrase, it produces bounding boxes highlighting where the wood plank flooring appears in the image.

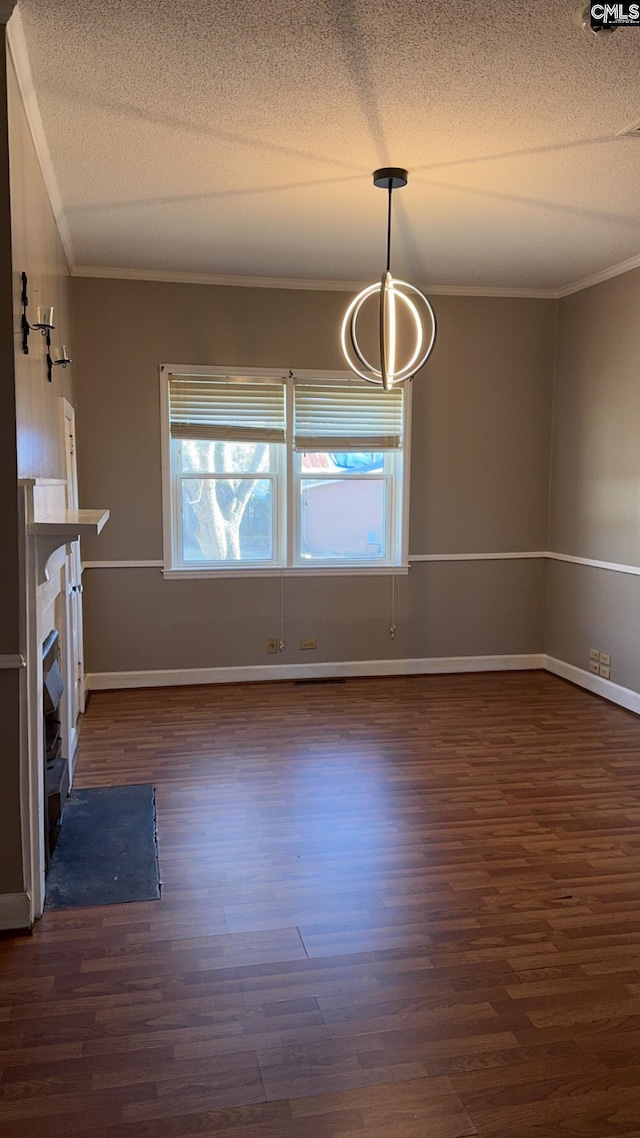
[2,671,640,1136]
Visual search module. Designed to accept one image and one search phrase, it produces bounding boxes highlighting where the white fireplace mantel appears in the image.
[19,478,110,924]
[22,480,109,584]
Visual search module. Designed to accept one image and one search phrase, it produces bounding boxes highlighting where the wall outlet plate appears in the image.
[266,638,278,654]
[300,638,317,650]
[599,664,610,680]
[590,648,600,661]
[599,652,611,666]
[589,661,600,675]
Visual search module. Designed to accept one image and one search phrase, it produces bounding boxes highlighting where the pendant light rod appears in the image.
[373,168,407,272]
[341,166,435,389]
[386,182,392,273]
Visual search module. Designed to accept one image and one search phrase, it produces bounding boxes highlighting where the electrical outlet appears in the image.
[599,664,610,680]
[266,638,278,654]
[300,638,317,650]
[590,648,600,661]
[599,652,611,666]
[589,661,600,675]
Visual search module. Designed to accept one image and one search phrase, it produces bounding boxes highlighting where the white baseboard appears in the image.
[544,656,640,716]
[86,653,546,691]
[0,892,32,932]
[85,655,640,717]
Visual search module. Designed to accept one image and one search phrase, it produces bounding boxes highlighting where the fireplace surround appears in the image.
[16,476,109,926]
[42,628,68,864]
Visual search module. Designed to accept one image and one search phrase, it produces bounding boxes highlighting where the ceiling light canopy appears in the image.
[341,168,436,391]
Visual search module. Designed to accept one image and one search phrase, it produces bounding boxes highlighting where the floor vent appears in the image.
[294,677,346,685]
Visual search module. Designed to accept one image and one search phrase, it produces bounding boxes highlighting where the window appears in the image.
[161,367,410,576]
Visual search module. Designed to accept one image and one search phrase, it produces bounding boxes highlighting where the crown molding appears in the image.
[71,256,640,300]
[557,252,640,297]
[71,265,367,292]
[70,264,559,298]
[416,284,556,299]
[6,9,74,267]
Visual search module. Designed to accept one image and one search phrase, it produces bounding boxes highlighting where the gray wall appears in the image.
[0,39,73,899]
[9,46,73,480]
[0,32,22,895]
[546,269,640,693]
[72,278,555,674]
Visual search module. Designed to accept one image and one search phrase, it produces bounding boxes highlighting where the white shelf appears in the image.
[26,508,110,583]
[28,509,110,539]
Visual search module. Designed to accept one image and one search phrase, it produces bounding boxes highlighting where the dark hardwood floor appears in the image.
[2,671,640,1136]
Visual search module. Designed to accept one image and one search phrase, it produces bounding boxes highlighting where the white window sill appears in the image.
[162,565,410,580]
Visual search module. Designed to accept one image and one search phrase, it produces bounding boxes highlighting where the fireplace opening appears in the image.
[42,629,69,866]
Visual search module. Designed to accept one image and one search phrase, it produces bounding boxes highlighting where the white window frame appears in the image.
[160,365,411,578]
[172,443,286,572]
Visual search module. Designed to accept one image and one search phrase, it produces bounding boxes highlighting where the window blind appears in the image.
[169,375,286,442]
[293,383,403,452]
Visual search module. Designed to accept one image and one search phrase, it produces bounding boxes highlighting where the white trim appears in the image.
[71,265,558,298]
[82,553,545,571]
[84,656,640,718]
[557,252,640,298]
[0,892,31,932]
[79,550,640,577]
[86,654,545,691]
[409,551,547,562]
[0,653,26,668]
[6,10,74,268]
[544,656,640,717]
[66,256,640,301]
[412,551,640,575]
[59,397,86,762]
[19,480,73,923]
[75,266,368,293]
[159,366,173,576]
[547,551,640,577]
[83,552,545,570]
[82,560,163,570]
[409,285,556,299]
[17,489,32,930]
[162,566,410,579]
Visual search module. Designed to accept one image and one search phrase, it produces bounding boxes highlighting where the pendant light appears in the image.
[341,168,436,391]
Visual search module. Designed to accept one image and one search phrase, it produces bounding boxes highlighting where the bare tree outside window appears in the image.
[181,441,271,561]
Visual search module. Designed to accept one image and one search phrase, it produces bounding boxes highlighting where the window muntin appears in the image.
[163,369,408,573]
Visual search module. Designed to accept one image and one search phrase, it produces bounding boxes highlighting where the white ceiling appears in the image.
[14,0,640,291]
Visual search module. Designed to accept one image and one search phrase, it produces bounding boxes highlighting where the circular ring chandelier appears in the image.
[341,167,436,391]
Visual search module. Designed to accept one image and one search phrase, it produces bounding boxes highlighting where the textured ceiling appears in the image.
[15,0,640,289]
